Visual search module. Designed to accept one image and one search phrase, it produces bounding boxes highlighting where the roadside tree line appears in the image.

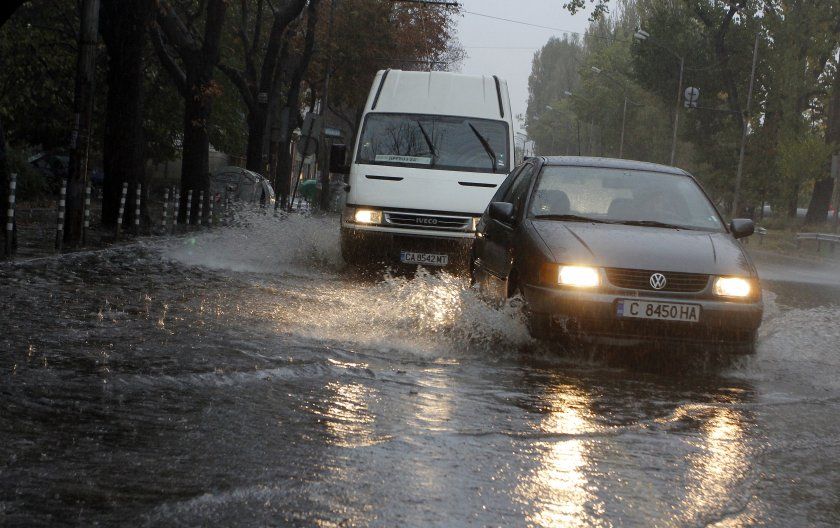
[527,0,839,223]
[0,0,463,250]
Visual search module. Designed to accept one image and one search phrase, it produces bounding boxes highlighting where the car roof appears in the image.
[538,156,689,176]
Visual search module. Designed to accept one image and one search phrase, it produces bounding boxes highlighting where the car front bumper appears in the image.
[522,283,763,346]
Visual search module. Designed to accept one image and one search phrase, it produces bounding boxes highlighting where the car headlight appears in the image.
[353,208,382,224]
[558,265,600,288]
[713,277,752,298]
[471,217,481,231]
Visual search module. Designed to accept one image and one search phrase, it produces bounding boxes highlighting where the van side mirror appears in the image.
[489,202,515,224]
[329,143,349,174]
[730,218,754,239]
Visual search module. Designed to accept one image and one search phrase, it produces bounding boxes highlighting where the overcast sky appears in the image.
[454,0,591,134]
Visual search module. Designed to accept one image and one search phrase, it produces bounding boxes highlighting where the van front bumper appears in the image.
[522,283,763,346]
[341,226,473,268]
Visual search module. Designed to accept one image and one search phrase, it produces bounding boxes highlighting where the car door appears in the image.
[480,161,537,281]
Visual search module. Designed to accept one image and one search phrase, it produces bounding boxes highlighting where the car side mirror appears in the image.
[489,202,515,224]
[329,143,350,174]
[730,218,754,239]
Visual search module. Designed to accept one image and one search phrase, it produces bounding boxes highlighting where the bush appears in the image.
[6,147,50,201]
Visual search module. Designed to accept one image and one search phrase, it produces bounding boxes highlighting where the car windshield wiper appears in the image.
[467,122,498,172]
[416,121,437,166]
[615,220,690,230]
[533,214,614,224]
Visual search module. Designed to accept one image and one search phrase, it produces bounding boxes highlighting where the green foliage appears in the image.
[5,146,48,200]
[777,133,833,209]
[534,0,840,215]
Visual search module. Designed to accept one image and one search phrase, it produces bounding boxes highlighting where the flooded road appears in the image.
[2,213,840,526]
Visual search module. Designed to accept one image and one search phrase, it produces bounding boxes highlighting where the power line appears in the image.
[462,10,632,44]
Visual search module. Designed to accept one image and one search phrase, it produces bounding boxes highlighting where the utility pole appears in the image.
[65,0,100,246]
[670,57,684,165]
[731,33,760,218]
[318,0,336,212]
[619,97,628,158]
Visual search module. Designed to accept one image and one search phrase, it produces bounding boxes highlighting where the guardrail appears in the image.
[795,232,840,252]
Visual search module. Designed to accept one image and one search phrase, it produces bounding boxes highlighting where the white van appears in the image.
[338,69,515,268]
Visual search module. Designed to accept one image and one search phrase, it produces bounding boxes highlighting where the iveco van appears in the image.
[339,69,515,268]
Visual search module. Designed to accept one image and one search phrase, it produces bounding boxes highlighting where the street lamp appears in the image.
[634,28,684,166]
[590,66,637,159]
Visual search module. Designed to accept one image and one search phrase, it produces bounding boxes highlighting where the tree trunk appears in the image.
[100,0,152,227]
[245,109,267,173]
[65,0,100,246]
[805,62,840,225]
[0,119,14,257]
[180,87,211,224]
[787,182,800,219]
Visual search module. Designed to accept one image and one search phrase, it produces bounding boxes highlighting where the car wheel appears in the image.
[525,311,553,340]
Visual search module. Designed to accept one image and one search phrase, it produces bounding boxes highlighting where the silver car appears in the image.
[210,166,275,206]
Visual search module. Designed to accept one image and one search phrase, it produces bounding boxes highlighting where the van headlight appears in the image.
[713,277,752,298]
[352,208,382,224]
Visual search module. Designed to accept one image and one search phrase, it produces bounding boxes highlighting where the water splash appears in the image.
[160,208,343,275]
[157,210,532,358]
[731,290,840,392]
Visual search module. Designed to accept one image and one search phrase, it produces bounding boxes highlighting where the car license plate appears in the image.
[616,299,701,322]
[400,251,449,266]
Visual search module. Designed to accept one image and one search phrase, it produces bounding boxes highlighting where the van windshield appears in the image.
[356,113,509,173]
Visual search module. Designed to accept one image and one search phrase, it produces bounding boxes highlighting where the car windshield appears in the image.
[529,166,724,231]
[356,113,509,173]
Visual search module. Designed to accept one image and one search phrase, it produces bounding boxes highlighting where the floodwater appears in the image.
[2,212,839,527]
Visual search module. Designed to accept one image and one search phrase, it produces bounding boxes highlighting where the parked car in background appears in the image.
[210,166,275,206]
[472,156,763,353]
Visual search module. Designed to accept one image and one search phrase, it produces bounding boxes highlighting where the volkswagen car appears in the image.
[471,157,763,353]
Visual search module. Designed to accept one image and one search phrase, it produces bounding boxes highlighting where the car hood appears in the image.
[530,220,755,276]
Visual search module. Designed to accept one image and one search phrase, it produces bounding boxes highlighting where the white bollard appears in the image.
[55,179,67,251]
[161,188,170,231]
[185,190,193,226]
[172,188,180,234]
[82,183,91,245]
[197,190,204,227]
[208,195,214,227]
[116,181,128,239]
[134,183,141,234]
[5,173,16,258]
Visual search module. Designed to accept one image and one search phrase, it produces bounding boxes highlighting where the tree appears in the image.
[1,0,32,257]
[152,0,228,224]
[218,0,308,173]
[98,0,155,227]
[273,0,320,208]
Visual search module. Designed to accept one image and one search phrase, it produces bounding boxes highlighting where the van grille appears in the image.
[384,211,471,231]
[605,268,709,293]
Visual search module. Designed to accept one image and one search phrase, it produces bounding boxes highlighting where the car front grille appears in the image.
[384,211,471,231]
[605,268,709,293]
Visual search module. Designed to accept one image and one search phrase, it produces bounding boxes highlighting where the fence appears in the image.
[795,232,840,253]
[3,181,262,261]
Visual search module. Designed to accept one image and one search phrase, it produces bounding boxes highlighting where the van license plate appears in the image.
[400,251,449,266]
[616,300,701,322]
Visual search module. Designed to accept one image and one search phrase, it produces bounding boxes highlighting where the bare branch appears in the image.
[150,23,188,96]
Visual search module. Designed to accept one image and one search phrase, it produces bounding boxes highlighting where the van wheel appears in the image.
[340,229,364,266]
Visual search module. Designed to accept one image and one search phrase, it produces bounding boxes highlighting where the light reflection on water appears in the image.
[518,386,606,528]
[679,406,751,525]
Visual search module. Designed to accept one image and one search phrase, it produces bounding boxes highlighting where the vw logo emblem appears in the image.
[649,273,667,290]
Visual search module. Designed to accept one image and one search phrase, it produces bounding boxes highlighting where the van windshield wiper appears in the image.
[533,213,614,224]
[615,220,690,230]
[416,121,437,166]
[467,122,498,172]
